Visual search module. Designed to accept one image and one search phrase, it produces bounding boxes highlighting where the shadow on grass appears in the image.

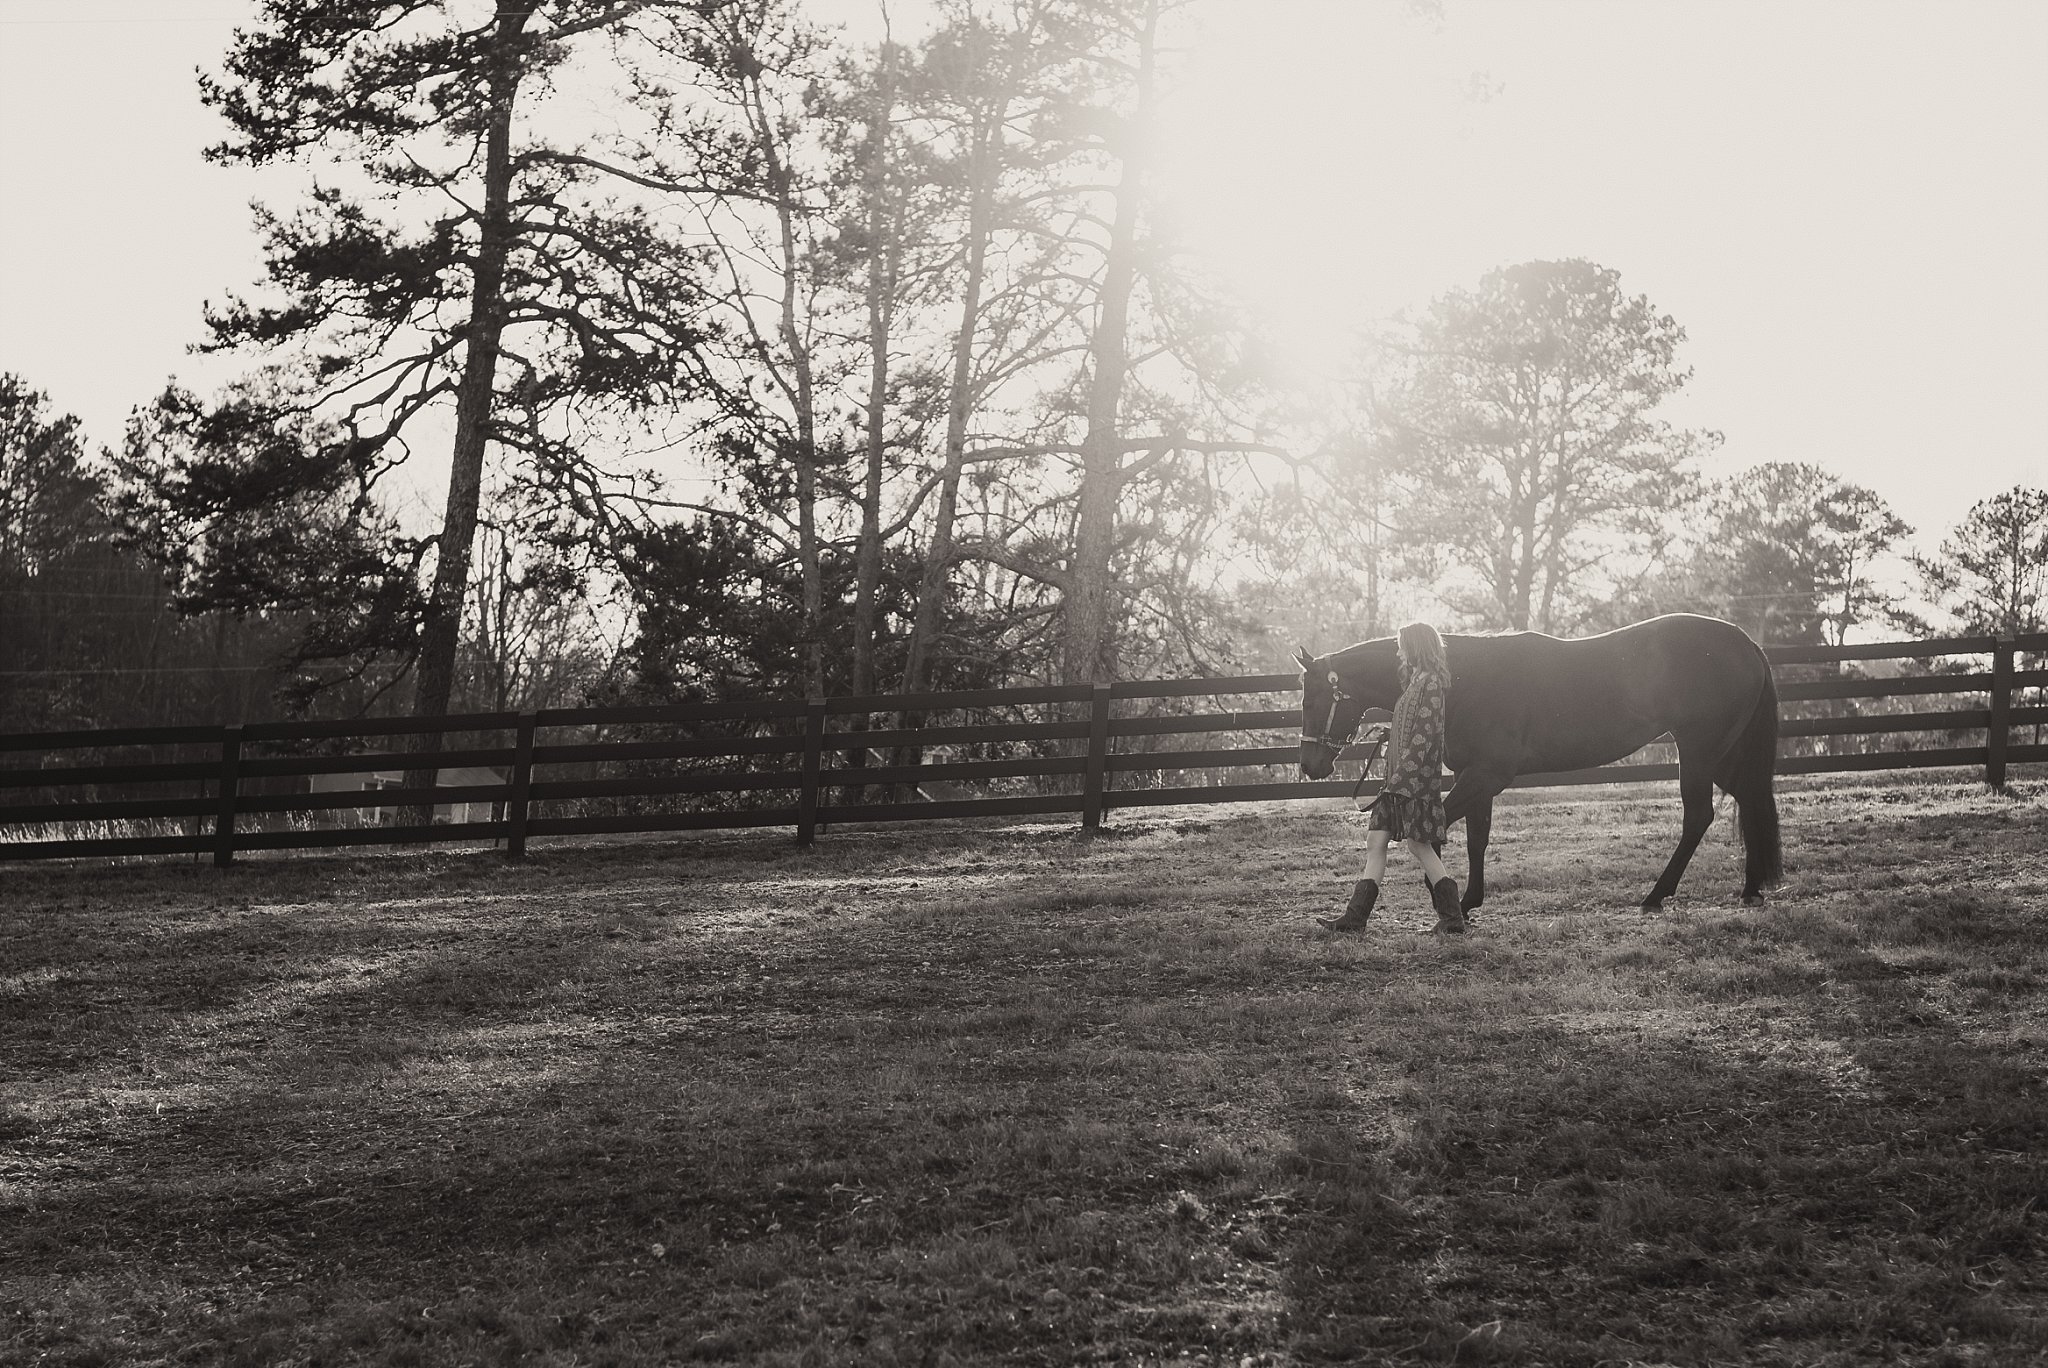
[1279,1020,2045,1364]
[6,836,1239,1365]
[1272,876,2048,1364]
[6,798,2047,1366]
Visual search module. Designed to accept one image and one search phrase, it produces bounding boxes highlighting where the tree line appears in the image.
[1271,258,2047,656]
[2,1,2044,739]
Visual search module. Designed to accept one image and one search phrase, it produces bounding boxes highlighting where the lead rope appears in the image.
[1315,670,1387,806]
[1351,727,1389,807]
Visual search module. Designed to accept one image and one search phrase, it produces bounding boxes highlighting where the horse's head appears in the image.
[1298,645,1360,779]
[1297,642,1402,779]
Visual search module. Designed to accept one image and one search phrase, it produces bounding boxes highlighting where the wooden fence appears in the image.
[2,633,2043,866]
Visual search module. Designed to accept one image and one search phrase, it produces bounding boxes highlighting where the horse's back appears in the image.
[1625,615,1772,721]
[1623,612,1767,658]
[1448,616,1768,774]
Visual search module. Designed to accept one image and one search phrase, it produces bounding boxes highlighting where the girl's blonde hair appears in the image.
[1396,621,1449,683]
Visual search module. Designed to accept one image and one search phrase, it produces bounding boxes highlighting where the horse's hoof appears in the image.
[1742,894,1765,907]
[1641,896,1665,912]
[1320,914,1369,932]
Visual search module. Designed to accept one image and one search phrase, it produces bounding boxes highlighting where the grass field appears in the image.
[4,772,2047,1367]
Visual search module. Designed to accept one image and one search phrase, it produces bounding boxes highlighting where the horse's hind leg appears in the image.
[1643,761,1714,910]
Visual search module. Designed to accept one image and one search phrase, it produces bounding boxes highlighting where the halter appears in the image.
[1303,665,1391,802]
[1301,668,1361,758]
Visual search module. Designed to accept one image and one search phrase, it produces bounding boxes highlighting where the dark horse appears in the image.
[1297,614,1782,910]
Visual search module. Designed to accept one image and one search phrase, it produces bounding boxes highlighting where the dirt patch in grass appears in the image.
[5,773,2047,1365]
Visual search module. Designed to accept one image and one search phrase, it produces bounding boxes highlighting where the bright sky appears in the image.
[1,0,2043,550]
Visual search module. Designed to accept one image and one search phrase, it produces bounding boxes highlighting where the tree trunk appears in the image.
[406,5,533,811]
[846,43,900,801]
[1059,1,1156,687]
[733,55,827,701]
[1507,451,1540,632]
[1365,479,1382,637]
[901,117,995,700]
[783,285,823,700]
[892,95,1005,802]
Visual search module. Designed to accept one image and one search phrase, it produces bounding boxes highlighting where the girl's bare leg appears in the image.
[1407,838,1465,932]
[1363,829,1391,882]
[1325,829,1392,930]
[1406,838,1449,885]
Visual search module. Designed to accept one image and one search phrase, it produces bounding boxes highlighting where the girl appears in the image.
[1323,621,1465,933]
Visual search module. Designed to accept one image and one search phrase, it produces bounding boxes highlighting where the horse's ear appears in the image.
[1293,645,1314,669]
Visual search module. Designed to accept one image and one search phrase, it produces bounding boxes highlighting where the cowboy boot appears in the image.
[1431,876,1466,934]
[1322,879,1378,931]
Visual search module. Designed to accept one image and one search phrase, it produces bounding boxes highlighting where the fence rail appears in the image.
[3,633,2044,865]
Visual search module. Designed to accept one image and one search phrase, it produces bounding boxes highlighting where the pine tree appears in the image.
[1916,486,2048,637]
[120,2,710,740]
[1369,260,1712,633]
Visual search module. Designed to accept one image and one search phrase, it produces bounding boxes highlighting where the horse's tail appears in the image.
[1719,662,1783,889]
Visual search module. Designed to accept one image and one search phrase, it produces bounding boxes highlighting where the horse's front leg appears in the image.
[1444,769,1511,913]
[1459,797,1495,912]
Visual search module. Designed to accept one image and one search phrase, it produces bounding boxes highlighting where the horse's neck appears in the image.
[1338,647,1399,703]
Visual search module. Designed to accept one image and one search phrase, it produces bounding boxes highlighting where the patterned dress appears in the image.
[1368,667,1449,844]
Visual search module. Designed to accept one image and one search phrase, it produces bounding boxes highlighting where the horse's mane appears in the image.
[1327,636,1395,665]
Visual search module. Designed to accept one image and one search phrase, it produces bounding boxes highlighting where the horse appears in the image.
[1296,613,1783,911]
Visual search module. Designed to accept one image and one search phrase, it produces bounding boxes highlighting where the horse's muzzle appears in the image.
[1300,740,1336,780]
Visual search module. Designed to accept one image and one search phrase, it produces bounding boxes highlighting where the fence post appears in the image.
[505,711,538,860]
[213,725,242,869]
[796,697,827,846]
[1081,682,1113,831]
[1988,633,2016,792]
